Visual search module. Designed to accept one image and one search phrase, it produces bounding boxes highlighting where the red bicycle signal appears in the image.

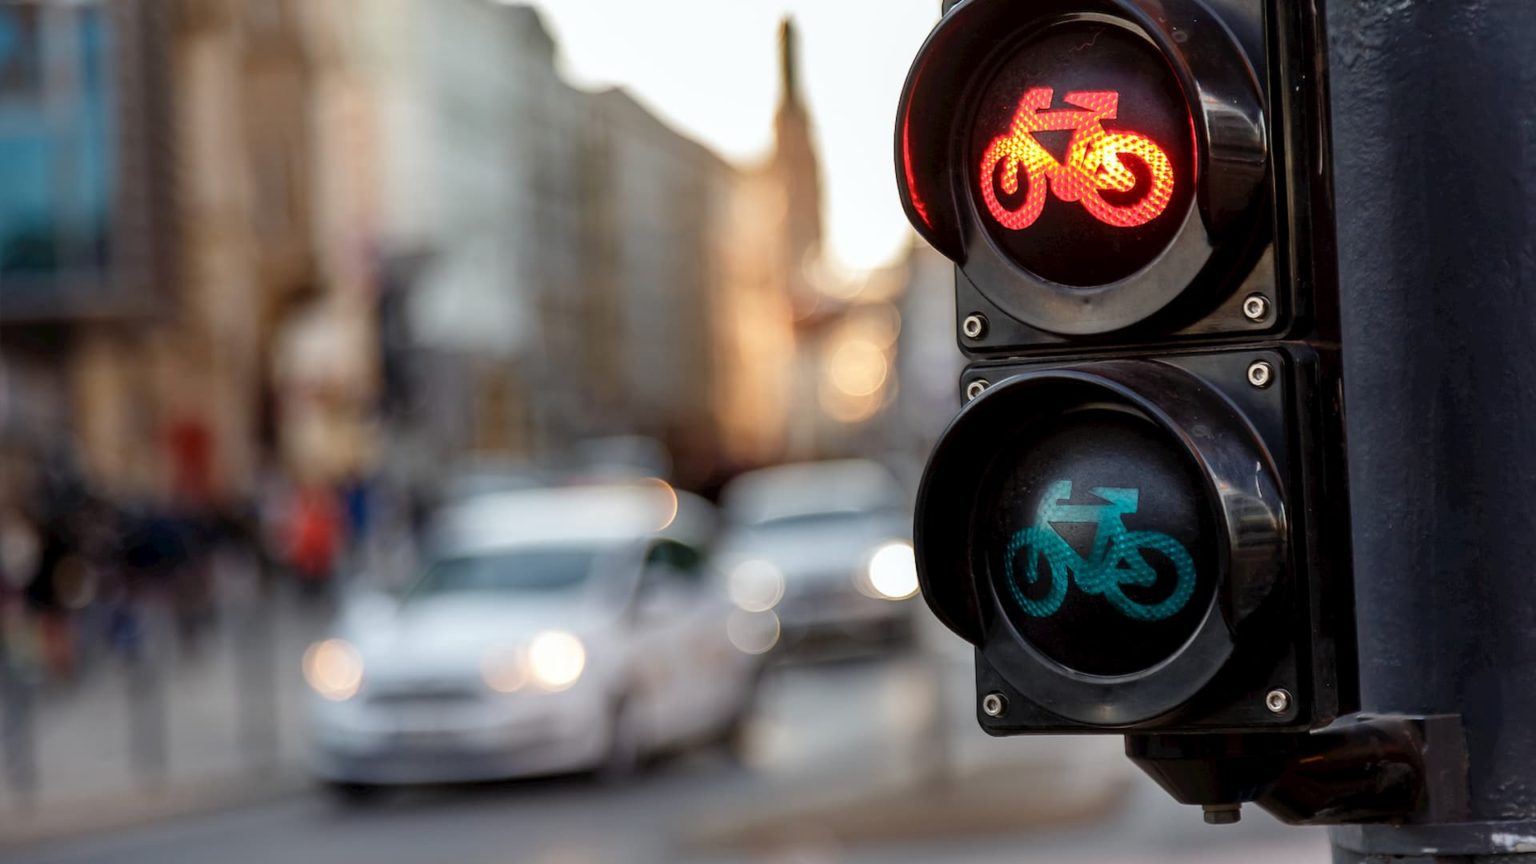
[979,87,1176,231]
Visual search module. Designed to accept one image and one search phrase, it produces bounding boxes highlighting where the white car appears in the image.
[717,460,919,646]
[303,481,766,793]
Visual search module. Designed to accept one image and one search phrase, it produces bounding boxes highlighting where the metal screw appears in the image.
[1265,688,1292,715]
[981,692,1007,718]
[1242,293,1271,322]
[1247,361,1274,389]
[965,379,990,401]
[962,313,988,340]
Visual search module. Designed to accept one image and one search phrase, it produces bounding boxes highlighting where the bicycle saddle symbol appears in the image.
[1003,480,1196,622]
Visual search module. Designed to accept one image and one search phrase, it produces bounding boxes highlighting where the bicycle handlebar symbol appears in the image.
[1003,480,1196,622]
[979,88,1177,231]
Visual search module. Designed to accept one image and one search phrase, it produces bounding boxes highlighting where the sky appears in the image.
[522,0,941,274]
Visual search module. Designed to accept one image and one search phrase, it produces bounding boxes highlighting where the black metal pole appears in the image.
[1326,0,1536,859]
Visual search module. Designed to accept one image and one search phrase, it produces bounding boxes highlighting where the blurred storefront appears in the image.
[0,0,381,509]
[172,0,381,493]
[0,0,174,503]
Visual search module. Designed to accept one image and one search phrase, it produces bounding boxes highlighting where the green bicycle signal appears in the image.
[1003,480,1197,622]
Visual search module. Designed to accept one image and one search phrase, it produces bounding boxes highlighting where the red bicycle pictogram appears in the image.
[979,87,1177,231]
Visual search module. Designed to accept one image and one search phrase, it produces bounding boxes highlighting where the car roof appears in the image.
[722,459,903,525]
[431,481,713,554]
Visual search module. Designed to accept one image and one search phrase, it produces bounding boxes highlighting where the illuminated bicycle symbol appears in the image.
[979,87,1177,231]
[1003,480,1196,622]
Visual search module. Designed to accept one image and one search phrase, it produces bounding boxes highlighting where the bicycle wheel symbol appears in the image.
[1002,481,1197,622]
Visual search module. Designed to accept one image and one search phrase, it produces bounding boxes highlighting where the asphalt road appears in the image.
[2,656,1331,864]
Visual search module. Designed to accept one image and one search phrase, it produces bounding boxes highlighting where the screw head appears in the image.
[962,313,988,340]
[965,379,990,401]
[1265,688,1292,715]
[1242,294,1271,322]
[981,692,1007,718]
[1246,361,1273,389]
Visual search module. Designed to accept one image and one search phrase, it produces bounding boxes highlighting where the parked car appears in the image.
[716,460,918,647]
[303,480,764,795]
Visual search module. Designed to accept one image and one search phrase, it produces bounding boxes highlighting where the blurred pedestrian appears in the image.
[24,515,78,680]
[0,503,38,800]
[285,485,341,597]
[337,472,374,585]
[119,504,191,660]
[0,503,38,668]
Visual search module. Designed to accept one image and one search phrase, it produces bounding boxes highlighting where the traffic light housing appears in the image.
[899,0,1354,737]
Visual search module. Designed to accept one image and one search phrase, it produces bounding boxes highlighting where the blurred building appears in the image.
[367,2,798,488]
[754,20,908,463]
[148,0,380,495]
[769,20,824,314]
[366,0,582,466]
[0,0,381,507]
[583,87,732,483]
[0,0,176,501]
[0,0,844,503]
[736,20,839,463]
[893,239,963,453]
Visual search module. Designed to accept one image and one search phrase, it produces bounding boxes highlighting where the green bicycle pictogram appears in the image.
[1003,480,1197,622]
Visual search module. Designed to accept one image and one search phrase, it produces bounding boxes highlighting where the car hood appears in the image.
[339,594,605,676]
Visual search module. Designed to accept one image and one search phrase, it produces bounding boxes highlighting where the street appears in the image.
[2,653,1329,864]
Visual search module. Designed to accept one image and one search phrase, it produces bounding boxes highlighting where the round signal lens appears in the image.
[968,22,1195,287]
[980,407,1218,677]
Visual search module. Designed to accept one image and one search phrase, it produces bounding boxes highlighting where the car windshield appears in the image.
[407,547,600,599]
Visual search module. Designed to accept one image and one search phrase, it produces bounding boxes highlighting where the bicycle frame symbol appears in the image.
[979,87,1177,231]
[1003,480,1196,622]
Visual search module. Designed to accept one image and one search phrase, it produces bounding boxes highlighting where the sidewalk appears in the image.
[0,586,326,849]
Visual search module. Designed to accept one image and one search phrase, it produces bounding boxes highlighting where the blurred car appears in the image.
[716,460,918,646]
[437,457,553,503]
[303,481,765,794]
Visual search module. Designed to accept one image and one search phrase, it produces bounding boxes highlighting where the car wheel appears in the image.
[323,781,384,807]
[597,697,643,785]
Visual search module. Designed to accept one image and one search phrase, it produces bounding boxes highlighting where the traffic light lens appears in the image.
[969,23,1195,288]
[982,407,1217,677]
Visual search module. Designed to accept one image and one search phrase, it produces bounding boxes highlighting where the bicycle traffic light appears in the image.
[898,0,1355,738]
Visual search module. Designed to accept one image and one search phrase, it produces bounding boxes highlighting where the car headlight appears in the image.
[866,541,919,600]
[481,646,529,694]
[302,638,364,701]
[728,559,785,612]
[527,630,586,691]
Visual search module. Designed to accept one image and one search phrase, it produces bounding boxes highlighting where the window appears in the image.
[409,547,599,599]
[642,539,704,586]
[0,3,116,285]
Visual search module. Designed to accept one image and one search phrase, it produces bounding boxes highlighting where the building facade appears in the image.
[1,0,825,504]
[368,2,798,488]
[0,0,381,508]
